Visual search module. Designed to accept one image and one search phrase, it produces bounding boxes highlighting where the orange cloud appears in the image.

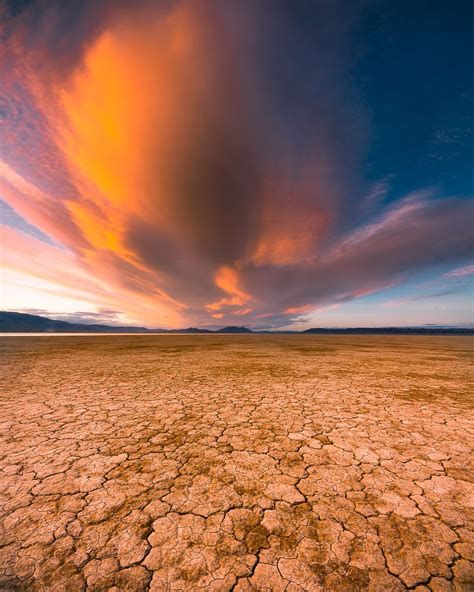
[214,266,251,304]
[284,304,314,315]
[2,2,250,321]
[1,2,356,327]
[250,174,334,267]
[53,9,202,267]
[1,226,183,327]
[205,266,252,315]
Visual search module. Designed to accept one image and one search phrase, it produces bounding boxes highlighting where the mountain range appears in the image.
[0,311,472,335]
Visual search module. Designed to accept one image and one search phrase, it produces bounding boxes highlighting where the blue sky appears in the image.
[357,0,473,199]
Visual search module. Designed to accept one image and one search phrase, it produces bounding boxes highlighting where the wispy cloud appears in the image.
[444,264,474,278]
[16,308,126,325]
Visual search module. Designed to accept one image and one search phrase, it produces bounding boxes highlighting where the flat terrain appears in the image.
[0,335,473,592]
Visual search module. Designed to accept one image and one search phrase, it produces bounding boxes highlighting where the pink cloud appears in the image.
[444,264,474,278]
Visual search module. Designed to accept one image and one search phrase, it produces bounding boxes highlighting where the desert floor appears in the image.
[0,335,473,591]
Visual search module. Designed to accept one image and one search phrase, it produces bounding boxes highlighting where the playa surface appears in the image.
[1,335,473,591]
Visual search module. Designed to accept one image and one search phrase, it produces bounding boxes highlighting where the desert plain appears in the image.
[0,334,473,591]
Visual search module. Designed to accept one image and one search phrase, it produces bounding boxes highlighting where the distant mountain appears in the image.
[0,312,255,334]
[216,326,253,333]
[302,327,474,335]
[1,312,472,335]
[0,312,156,333]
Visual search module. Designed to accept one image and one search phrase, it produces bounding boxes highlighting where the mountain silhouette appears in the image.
[1,312,471,335]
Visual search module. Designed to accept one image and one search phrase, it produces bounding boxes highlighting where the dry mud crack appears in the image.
[0,335,473,591]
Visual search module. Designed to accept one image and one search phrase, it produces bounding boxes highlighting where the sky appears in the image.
[0,0,473,329]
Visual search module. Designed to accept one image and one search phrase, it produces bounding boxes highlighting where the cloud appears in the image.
[1,1,473,327]
[241,193,473,317]
[0,199,55,244]
[16,308,125,325]
[382,290,464,308]
[444,264,474,278]
[359,177,393,213]
[0,226,182,326]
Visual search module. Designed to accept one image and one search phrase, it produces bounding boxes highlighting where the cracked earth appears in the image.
[0,335,473,591]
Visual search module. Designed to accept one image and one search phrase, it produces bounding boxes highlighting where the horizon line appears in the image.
[1,310,473,334]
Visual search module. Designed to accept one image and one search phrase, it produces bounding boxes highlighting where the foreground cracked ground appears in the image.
[0,335,473,591]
